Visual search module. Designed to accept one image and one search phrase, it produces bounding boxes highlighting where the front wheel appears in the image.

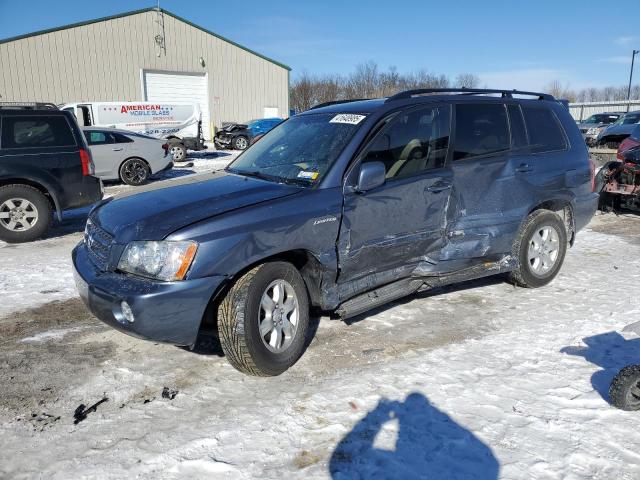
[233,136,249,150]
[610,365,640,410]
[508,210,567,288]
[217,261,310,376]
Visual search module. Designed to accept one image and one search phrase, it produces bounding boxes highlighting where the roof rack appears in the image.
[386,88,555,102]
[0,102,59,110]
[308,99,369,110]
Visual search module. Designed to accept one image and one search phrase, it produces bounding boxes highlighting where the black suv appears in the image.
[74,88,598,376]
[0,103,103,243]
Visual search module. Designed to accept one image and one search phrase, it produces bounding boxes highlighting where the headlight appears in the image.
[587,127,598,135]
[117,241,198,281]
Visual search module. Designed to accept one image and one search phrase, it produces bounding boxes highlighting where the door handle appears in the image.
[426,182,452,193]
[516,163,533,173]
[112,147,124,151]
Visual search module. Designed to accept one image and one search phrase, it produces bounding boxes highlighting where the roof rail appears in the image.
[0,102,59,110]
[308,99,369,110]
[386,88,555,102]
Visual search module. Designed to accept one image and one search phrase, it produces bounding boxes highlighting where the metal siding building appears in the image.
[0,8,290,139]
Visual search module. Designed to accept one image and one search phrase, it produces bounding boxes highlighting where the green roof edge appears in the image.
[0,7,292,71]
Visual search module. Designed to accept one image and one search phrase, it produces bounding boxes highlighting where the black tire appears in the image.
[610,365,640,411]
[170,143,187,162]
[0,184,52,243]
[217,261,310,376]
[119,158,150,186]
[508,209,567,288]
[233,136,249,151]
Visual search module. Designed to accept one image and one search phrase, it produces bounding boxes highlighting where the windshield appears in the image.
[584,115,599,124]
[613,113,640,126]
[226,113,364,186]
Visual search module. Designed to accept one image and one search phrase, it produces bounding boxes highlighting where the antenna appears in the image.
[154,0,166,57]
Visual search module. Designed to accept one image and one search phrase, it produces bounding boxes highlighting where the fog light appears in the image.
[121,301,135,323]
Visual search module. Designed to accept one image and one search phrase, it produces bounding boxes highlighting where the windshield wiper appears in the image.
[227,167,313,187]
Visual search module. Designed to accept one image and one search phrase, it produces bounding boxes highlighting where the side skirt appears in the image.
[335,255,516,319]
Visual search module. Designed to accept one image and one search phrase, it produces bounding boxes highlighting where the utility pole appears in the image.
[626,49,639,112]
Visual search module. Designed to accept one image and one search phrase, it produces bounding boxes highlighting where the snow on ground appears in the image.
[0,148,239,318]
[1,190,640,478]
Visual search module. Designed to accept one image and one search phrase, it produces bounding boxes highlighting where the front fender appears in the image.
[167,187,344,282]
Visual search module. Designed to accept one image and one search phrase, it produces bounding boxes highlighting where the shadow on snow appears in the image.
[561,330,640,404]
[329,392,499,479]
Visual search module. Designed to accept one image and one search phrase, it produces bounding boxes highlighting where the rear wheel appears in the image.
[170,143,187,162]
[610,365,640,410]
[0,184,51,243]
[508,210,567,288]
[217,261,310,376]
[233,136,249,150]
[119,158,150,186]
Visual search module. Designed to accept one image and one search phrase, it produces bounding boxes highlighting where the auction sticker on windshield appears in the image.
[297,171,319,180]
[329,114,366,125]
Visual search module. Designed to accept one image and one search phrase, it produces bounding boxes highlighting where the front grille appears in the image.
[85,218,114,271]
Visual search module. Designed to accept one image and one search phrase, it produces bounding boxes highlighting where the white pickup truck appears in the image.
[60,101,206,161]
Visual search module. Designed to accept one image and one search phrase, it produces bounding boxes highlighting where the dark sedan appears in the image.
[596,110,640,148]
[214,117,283,150]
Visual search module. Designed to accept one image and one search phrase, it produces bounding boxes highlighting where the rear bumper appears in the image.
[72,242,225,346]
[63,175,103,210]
[573,192,599,232]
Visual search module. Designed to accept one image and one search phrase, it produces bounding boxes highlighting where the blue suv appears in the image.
[73,88,598,376]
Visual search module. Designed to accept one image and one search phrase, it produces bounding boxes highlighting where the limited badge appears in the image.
[329,114,366,125]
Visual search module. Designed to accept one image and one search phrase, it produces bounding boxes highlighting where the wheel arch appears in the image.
[199,248,327,333]
[527,198,576,245]
[0,177,62,220]
[119,157,151,179]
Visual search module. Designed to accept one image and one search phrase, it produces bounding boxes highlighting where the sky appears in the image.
[1,0,639,91]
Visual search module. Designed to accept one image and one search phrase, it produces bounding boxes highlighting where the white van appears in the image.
[60,102,206,160]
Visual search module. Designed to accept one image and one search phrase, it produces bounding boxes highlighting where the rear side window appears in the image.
[522,107,567,153]
[507,105,528,149]
[1,116,76,148]
[112,132,133,143]
[453,104,509,160]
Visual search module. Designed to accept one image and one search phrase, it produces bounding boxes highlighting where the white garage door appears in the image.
[143,70,211,140]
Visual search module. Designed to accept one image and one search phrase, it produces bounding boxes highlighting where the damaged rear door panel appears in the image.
[443,102,534,260]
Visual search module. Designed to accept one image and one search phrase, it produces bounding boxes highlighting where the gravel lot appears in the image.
[1,151,640,479]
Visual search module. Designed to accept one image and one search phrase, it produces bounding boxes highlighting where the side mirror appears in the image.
[356,161,386,193]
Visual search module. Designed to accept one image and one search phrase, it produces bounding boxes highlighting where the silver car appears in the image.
[83,127,173,185]
[575,112,622,146]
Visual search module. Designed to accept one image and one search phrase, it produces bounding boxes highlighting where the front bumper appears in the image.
[72,242,225,346]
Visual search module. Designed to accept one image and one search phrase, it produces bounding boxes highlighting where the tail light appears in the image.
[162,143,169,153]
[589,158,596,192]
[79,148,94,176]
[617,137,640,160]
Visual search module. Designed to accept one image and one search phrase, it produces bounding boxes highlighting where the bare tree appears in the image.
[290,64,640,113]
[455,73,481,88]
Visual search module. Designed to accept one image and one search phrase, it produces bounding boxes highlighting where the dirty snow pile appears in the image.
[1,209,640,478]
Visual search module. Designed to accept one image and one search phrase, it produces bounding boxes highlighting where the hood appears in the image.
[221,123,249,132]
[600,123,637,137]
[93,171,301,242]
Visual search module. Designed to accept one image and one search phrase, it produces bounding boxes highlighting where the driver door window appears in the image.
[361,105,451,180]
